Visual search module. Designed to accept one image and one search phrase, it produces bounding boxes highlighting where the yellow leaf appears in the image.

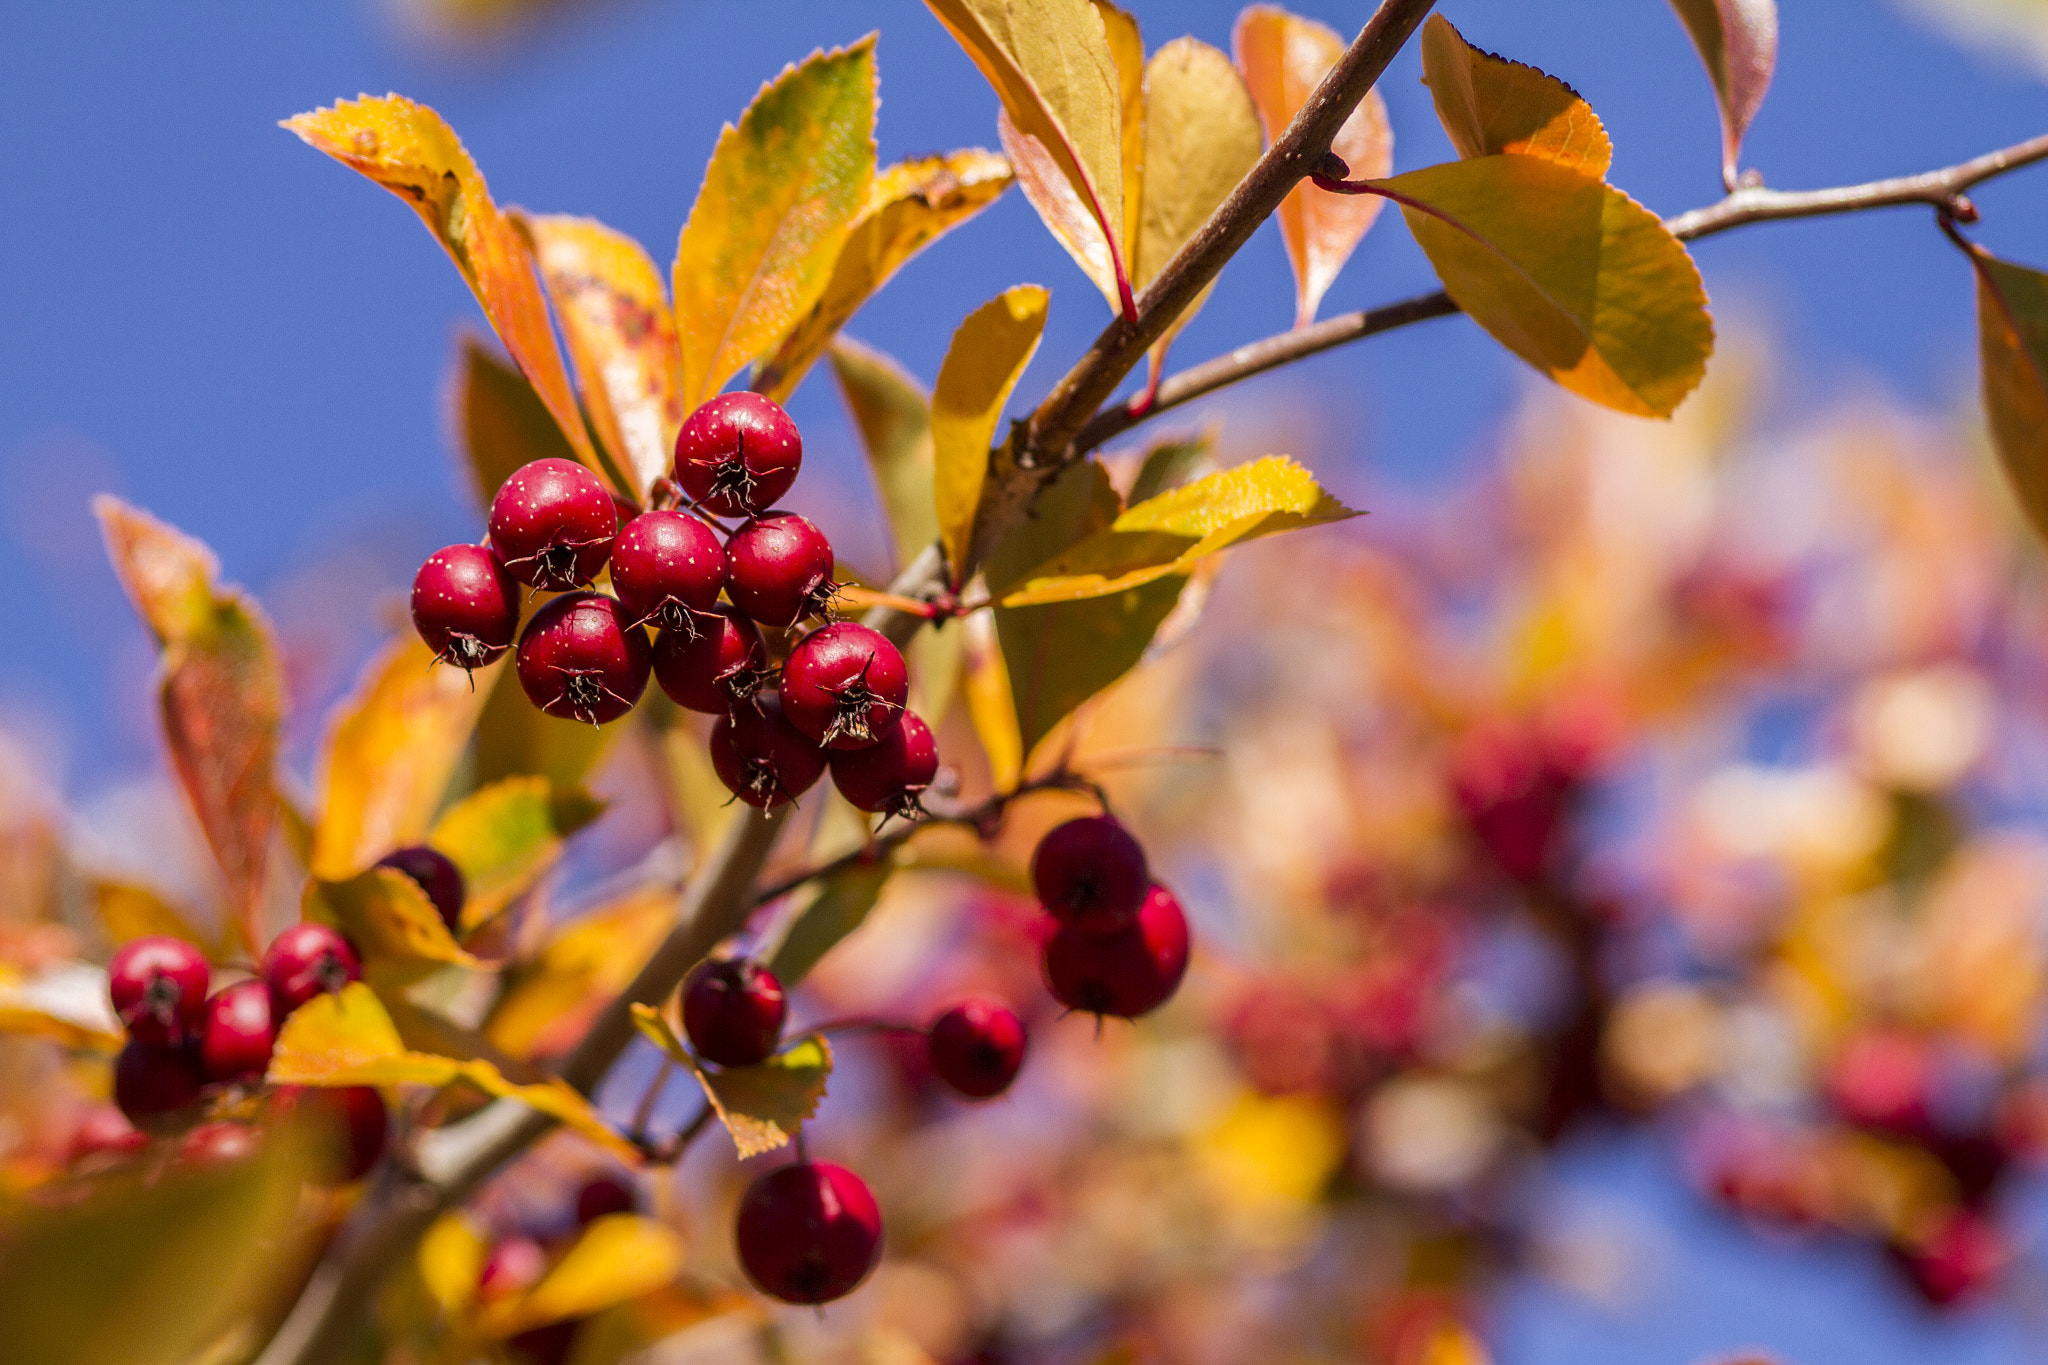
[486,888,675,1060]
[522,214,683,500]
[1234,6,1393,327]
[478,1215,685,1338]
[1381,156,1713,418]
[961,608,1024,789]
[673,40,877,410]
[306,868,480,978]
[0,967,123,1053]
[312,634,495,883]
[284,96,602,479]
[418,1212,489,1314]
[430,775,605,930]
[1667,0,1777,186]
[759,150,1014,403]
[830,338,940,573]
[932,286,1050,587]
[455,337,581,512]
[1418,15,1611,176]
[94,882,212,953]
[631,1006,832,1159]
[1972,246,2048,542]
[1095,0,1146,269]
[999,108,1120,311]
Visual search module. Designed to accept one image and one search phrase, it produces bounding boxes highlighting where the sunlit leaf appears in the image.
[284,96,602,477]
[763,860,894,987]
[1127,432,1215,506]
[1418,14,1611,176]
[306,867,480,978]
[999,108,1121,311]
[486,888,675,1060]
[1234,5,1393,327]
[478,1215,685,1338]
[1971,245,2048,542]
[933,286,1050,587]
[631,1006,832,1158]
[456,337,581,511]
[0,966,123,1053]
[1096,0,1146,269]
[429,775,604,930]
[831,337,940,572]
[419,1212,489,1314]
[673,40,877,410]
[94,881,213,953]
[962,607,1024,789]
[1667,0,1777,186]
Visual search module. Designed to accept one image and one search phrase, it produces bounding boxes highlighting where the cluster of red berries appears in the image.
[1033,815,1190,1021]
[409,392,939,817]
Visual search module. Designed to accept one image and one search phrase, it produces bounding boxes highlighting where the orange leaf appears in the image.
[1418,15,1611,176]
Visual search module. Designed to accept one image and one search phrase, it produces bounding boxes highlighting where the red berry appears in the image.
[735,1162,883,1305]
[709,692,828,808]
[262,923,362,1018]
[1031,817,1149,933]
[68,1105,148,1163]
[272,1084,388,1182]
[652,605,771,713]
[376,845,467,933]
[610,510,727,634]
[108,935,210,1046]
[830,711,938,817]
[113,1040,204,1130]
[673,392,803,518]
[1043,883,1190,1019]
[574,1175,636,1225]
[179,1121,263,1168]
[516,591,653,726]
[781,623,908,751]
[1899,1208,2007,1306]
[199,980,276,1083]
[411,543,521,673]
[488,458,619,591]
[928,999,1027,1099]
[682,958,787,1068]
[726,512,837,627]
[478,1235,549,1301]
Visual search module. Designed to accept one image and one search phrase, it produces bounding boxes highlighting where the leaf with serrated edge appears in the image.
[478,1215,685,1338]
[631,1005,834,1158]
[430,775,602,930]
[1380,156,1712,418]
[1971,247,2048,542]
[673,40,877,411]
[1667,0,1777,187]
[456,337,580,511]
[1419,15,1611,176]
[306,868,480,977]
[284,96,602,479]
[933,286,1050,587]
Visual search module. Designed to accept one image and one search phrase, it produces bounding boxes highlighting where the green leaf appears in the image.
[1379,156,1713,418]
[1971,246,2048,542]
[429,775,605,930]
[830,337,941,573]
[1418,14,1612,176]
[932,286,1050,586]
[456,337,580,511]
[1666,0,1777,186]
[631,1006,833,1158]
[673,39,878,410]
[1127,433,1215,506]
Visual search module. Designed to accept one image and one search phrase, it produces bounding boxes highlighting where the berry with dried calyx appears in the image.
[516,591,653,726]
[262,923,362,1018]
[179,1121,263,1168]
[1043,882,1190,1020]
[735,1162,883,1305]
[198,979,276,1083]
[709,691,827,808]
[682,958,787,1068]
[376,845,466,933]
[574,1174,636,1225]
[610,509,727,634]
[113,1040,205,1130]
[652,605,771,713]
[726,512,836,627]
[488,457,619,591]
[1031,816,1149,934]
[411,543,521,674]
[830,711,938,818]
[108,935,210,1046]
[781,622,908,751]
[927,999,1027,1099]
[1897,1208,2007,1306]
[673,392,803,518]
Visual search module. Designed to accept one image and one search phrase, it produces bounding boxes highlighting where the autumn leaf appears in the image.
[430,775,605,930]
[933,286,1050,587]
[486,888,675,1060]
[1667,0,1778,187]
[476,1215,685,1338]
[1127,432,1216,505]
[962,608,1025,789]
[456,337,581,511]
[631,1005,832,1158]
[763,859,895,987]
[306,867,479,979]
[94,882,214,955]
[1096,0,1146,269]
[1418,14,1612,176]
[0,966,124,1054]
[832,337,940,572]
[1969,245,2048,542]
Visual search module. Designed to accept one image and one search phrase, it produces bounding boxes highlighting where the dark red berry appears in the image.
[272,1084,388,1182]
[781,623,908,751]
[928,999,1027,1099]
[726,512,837,627]
[108,935,210,1046]
[673,392,803,518]
[516,591,653,726]
[488,457,619,591]
[610,510,727,634]
[574,1175,636,1225]
[735,1162,882,1305]
[411,543,521,673]
[652,605,771,713]
[709,691,828,808]
[478,1235,549,1301]
[113,1040,205,1130]
[830,711,938,817]
[68,1106,148,1163]
[262,923,362,1018]
[179,1121,263,1168]
[1031,816,1149,933]
[376,845,467,933]
[1898,1208,2007,1306]
[1043,882,1190,1020]
[682,958,787,1068]
[198,980,275,1083]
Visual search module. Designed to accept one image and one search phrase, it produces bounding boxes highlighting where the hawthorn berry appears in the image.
[488,457,618,591]
[179,1121,263,1168]
[673,392,803,518]
[112,1040,204,1130]
[927,999,1027,1099]
[682,958,787,1068]
[1043,882,1190,1020]
[198,979,276,1083]
[68,1106,148,1163]
[780,623,908,751]
[1031,816,1149,934]
[1898,1208,2007,1306]
[272,1084,388,1182]
[516,591,653,726]
[610,510,727,634]
[652,605,771,714]
[735,1161,883,1305]
[376,844,466,933]
[726,512,836,627]
[709,691,828,808]
[411,543,521,674]
[829,711,938,818]
[262,923,361,1017]
[574,1174,637,1226]
[108,935,210,1046]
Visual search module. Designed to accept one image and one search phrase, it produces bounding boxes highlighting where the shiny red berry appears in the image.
[198,979,276,1083]
[727,512,837,627]
[829,711,938,817]
[113,1040,204,1130]
[735,1162,883,1305]
[411,543,521,673]
[261,923,362,1018]
[1043,883,1190,1020]
[709,691,828,808]
[68,1105,148,1163]
[682,958,787,1067]
[928,999,1027,1099]
[376,845,467,933]
[781,623,908,751]
[574,1175,636,1225]
[673,392,803,518]
[108,935,210,1046]
[610,510,727,634]
[1031,816,1149,933]
[179,1121,263,1168]
[489,457,618,591]
[652,605,771,713]
[516,591,653,726]
[272,1084,388,1182]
